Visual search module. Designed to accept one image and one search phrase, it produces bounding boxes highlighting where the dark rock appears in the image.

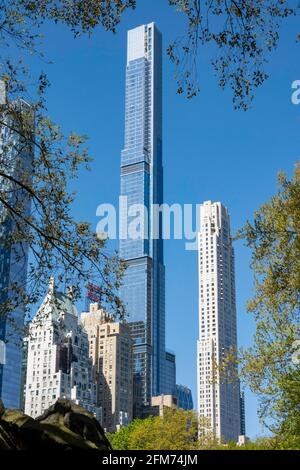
[1,409,42,450]
[0,400,4,418]
[0,398,111,451]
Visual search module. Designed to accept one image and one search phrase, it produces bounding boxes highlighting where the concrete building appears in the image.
[0,84,33,409]
[81,303,133,432]
[197,201,241,442]
[24,278,101,421]
[141,394,178,418]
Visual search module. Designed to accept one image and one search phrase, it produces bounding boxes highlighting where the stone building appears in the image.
[81,303,133,432]
[24,278,101,422]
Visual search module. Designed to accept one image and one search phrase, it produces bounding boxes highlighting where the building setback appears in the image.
[197,201,241,442]
[81,303,133,432]
[119,22,174,417]
[24,278,101,421]
[0,85,33,409]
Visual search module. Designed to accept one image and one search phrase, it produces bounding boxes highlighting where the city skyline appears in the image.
[0,2,299,439]
[0,24,244,439]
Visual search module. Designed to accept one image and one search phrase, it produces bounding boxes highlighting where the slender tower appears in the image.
[197,201,241,442]
[119,23,167,416]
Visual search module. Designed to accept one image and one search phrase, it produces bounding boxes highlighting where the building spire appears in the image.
[0,80,6,105]
[48,276,55,295]
[67,286,74,300]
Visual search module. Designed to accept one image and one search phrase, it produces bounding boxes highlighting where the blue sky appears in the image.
[21,1,300,438]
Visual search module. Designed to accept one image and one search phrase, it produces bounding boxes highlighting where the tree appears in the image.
[109,408,216,451]
[0,2,133,332]
[1,2,299,109]
[0,1,135,38]
[107,419,144,450]
[237,165,300,442]
[167,0,300,109]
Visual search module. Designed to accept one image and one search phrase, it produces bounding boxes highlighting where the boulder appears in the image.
[0,398,111,451]
[0,399,4,418]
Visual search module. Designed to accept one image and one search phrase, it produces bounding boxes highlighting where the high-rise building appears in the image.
[197,201,241,442]
[0,85,33,409]
[174,384,194,411]
[24,278,101,422]
[119,23,173,415]
[81,303,133,432]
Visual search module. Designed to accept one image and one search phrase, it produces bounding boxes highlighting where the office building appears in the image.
[164,351,176,395]
[197,201,241,442]
[174,384,193,411]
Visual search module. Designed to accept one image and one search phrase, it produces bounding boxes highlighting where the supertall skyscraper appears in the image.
[197,201,241,442]
[119,23,169,415]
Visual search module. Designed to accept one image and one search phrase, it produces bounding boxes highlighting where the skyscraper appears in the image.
[0,87,33,409]
[119,23,170,416]
[197,201,241,442]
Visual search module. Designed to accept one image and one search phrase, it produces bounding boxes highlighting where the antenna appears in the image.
[85,283,102,311]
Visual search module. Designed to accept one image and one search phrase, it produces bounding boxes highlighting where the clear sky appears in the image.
[20,1,300,438]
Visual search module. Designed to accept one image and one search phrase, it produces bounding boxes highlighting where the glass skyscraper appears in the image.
[174,384,194,411]
[0,89,33,409]
[120,23,170,416]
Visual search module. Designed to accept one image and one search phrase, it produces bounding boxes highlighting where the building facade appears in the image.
[164,351,176,395]
[0,85,33,409]
[174,384,194,411]
[141,394,178,418]
[81,303,133,432]
[240,390,246,436]
[197,201,241,442]
[119,23,173,415]
[24,278,101,421]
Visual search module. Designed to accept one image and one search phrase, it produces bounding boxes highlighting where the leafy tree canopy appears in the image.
[109,408,216,450]
[237,165,300,440]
